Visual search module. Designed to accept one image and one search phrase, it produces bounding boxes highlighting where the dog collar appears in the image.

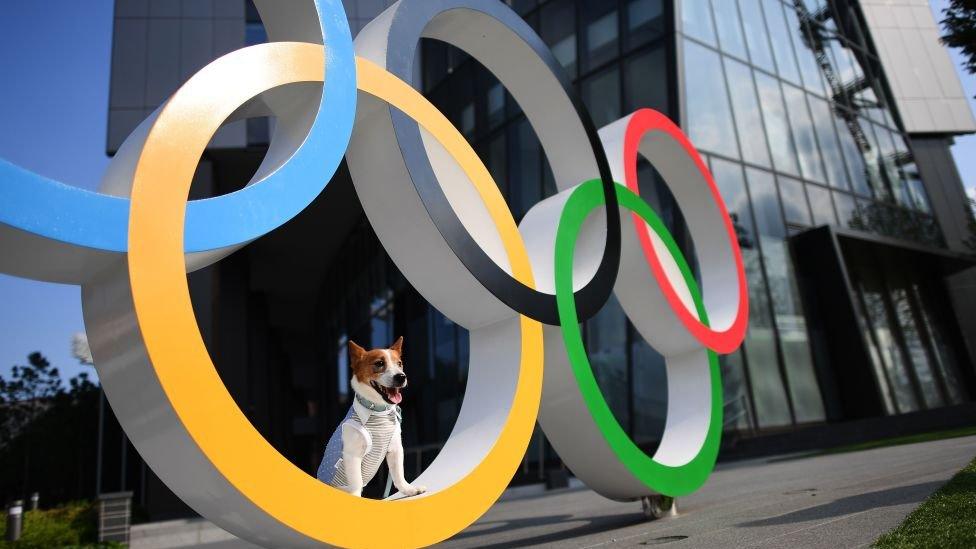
[355,392,393,413]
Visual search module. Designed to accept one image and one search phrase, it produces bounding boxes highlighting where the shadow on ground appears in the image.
[738,480,944,527]
[452,511,648,547]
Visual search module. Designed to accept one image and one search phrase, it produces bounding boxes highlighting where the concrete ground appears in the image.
[148,434,976,548]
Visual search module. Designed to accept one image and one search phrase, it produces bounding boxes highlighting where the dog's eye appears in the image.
[398,361,403,367]
[373,361,384,369]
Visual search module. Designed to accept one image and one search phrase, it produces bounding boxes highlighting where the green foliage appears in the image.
[940,0,976,81]
[0,501,121,548]
[874,456,976,548]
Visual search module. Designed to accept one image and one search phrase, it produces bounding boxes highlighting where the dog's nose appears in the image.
[393,373,407,386]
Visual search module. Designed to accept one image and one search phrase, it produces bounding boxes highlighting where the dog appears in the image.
[316,336,426,498]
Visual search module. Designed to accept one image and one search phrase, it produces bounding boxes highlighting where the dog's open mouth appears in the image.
[371,381,403,405]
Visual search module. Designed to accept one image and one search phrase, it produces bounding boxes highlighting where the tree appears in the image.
[0,353,101,507]
[939,0,976,92]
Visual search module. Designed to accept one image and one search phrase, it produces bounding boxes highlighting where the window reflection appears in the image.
[807,96,851,190]
[755,72,801,176]
[681,0,716,46]
[724,58,771,167]
[712,0,748,59]
[762,0,801,85]
[783,84,827,183]
[683,40,739,159]
[738,0,776,73]
[806,183,836,226]
[779,176,811,226]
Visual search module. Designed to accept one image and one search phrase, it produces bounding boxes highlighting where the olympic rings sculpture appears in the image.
[0,1,747,547]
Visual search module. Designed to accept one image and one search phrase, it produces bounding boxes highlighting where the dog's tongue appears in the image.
[389,388,403,404]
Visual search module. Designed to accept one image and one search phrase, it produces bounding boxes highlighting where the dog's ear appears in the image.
[390,336,403,354]
[347,340,366,363]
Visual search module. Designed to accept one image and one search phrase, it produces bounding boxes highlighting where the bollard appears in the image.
[29,492,39,511]
[6,500,23,542]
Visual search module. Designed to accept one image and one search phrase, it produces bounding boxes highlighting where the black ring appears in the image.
[380,0,621,325]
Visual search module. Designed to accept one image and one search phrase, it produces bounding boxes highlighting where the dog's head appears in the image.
[348,336,407,405]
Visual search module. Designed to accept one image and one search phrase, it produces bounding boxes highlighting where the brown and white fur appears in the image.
[341,336,426,497]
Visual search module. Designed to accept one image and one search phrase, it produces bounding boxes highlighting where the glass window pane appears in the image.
[712,157,759,254]
[721,352,754,431]
[738,0,776,73]
[833,191,857,229]
[540,0,576,78]
[743,304,793,428]
[855,271,920,413]
[755,73,801,176]
[631,336,668,444]
[625,47,669,115]
[785,6,827,96]
[833,108,872,196]
[725,58,771,167]
[806,183,836,226]
[582,66,622,129]
[808,96,851,190]
[508,117,542,221]
[682,0,717,46]
[761,0,801,85]
[586,296,630,429]
[713,0,748,59]
[683,40,739,158]
[627,0,665,49]
[763,238,825,423]
[747,167,786,238]
[782,84,827,183]
[583,5,619,71]
[779,176,811,226]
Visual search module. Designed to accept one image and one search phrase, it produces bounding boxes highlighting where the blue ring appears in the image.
[0,0,356,253]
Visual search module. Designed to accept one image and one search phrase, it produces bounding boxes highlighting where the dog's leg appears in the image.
[341,423,368,497]
[386,431,426,497]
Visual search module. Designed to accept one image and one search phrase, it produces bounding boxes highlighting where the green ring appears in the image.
[555,179,723,496]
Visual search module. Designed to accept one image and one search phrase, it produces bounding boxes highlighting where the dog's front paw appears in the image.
[400,484,427,497]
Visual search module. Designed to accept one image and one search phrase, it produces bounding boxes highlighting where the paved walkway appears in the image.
[166,435,976,548]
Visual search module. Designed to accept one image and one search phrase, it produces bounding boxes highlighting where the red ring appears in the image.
[623,109,748,354]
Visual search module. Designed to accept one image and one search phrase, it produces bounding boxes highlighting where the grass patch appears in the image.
[820,426,976,456]
[874,456,976,548]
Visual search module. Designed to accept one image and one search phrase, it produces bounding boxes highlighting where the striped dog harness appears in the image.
[317,394,401,489]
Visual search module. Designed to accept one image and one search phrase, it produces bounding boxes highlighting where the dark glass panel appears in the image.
[540,0,577,78]
[582,66,622,129]
[625,46,669,115]
[626,0,666,50]
[581,2,619,71]
[586,296,630,429]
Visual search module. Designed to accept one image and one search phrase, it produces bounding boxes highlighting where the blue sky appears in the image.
[0,1,974,386]
[0,2,113,383]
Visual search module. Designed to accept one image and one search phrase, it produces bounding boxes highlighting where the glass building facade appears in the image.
[102,0,976,517]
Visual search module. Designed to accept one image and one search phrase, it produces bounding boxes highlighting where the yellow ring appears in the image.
[127,43,542,547]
